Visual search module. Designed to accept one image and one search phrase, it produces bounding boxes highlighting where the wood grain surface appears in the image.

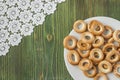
[0,0,120,80]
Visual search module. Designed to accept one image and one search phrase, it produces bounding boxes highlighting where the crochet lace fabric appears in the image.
[0,0,65,56]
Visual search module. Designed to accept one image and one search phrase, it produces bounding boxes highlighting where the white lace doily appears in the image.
[0,0,65,56]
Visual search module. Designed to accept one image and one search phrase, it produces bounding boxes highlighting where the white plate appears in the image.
[64,16,120,80]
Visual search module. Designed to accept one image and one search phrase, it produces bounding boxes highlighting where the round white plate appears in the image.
[64,16,120,80]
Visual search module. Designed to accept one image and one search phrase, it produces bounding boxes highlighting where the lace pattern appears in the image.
[0,0,65,56]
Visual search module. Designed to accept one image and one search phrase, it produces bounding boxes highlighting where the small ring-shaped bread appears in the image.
[102,43,116,54]
[94,73,108,80]
[73,20,87,33]
[89,48,104,62]
[93,36,104,48]
[88,20,98,32]
[83,65,97,78]
[63,36,77,50]
[114,64,120,78]
[77,48,90,58]
[108,37,120,48]
[79,58,93,71]
[102,25,113,39]
[113,30,120,43]
[90,20,104,35]
[81,32,95,43]
[106,50,119,63]
[77,40,91,50]
[67,50,80,65]
[98,60,112,73]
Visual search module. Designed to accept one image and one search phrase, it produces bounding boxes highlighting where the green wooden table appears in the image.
[0,0,120,80]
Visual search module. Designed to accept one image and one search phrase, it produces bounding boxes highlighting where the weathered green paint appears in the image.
[0,0,120,80]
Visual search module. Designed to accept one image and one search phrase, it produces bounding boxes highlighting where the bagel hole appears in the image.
[77,24,83,29]
[117,67,120,73]
[118,33,120,39]
[85,36,90,40]
[102,64,108,69]
[113,41,119,47]
[110,54,116,60]
[95,39,100,44]
[81,43,87,47]
[94,52,99,58]
[88,69,93,74]
[82,50,87,54]
[83,62,88,67]
[71,54,75,61]
[95,25,100,31]
[106,47,112,52]
[68,39,73,46]
[103,29,109,35]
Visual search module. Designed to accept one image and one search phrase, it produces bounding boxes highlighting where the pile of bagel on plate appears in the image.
[63,20,120,80]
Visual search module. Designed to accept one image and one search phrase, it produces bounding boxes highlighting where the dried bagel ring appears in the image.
[73,20,87,33]
[93,36,104,48]
[108,37,120,48]
[88,20,98,32]
[67,50,80,65]
[113,30,120,43]
[83,66,97,78]
[79,58,93,71]
[98,60,112,73]
[114,64,120,77]
[90,20,104,35]
[81,32,95,43]
[89,48,104,62]
[102,25,113,39]
[77,48,90,58]
[106,50,119,63]
[77,40,91,50]
[102,43,116,54]
[63,36,77,50]
[94,73,108,80]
